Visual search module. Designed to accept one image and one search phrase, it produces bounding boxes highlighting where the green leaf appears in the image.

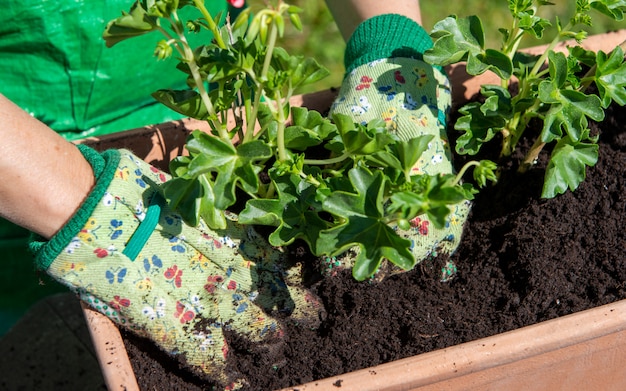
[473,160,499,188]
[103,2,159,47]
[548,51,568,89]
[239,171,328,251]
[284,107,337,150]
[508,0,534,14]
[183,131,272,209]
[395,135,434,175]
[425,15,512,79]
[425,15,485,66]
[542,134,599,198]
[590,0,626,21]
[214,140,272,208]
[162,175,227,229]
[467,49,513,79]
[151,89,209,119]
[595,46,626,107]
[290,57,331,89]
[334,115,397,156]
[517,11,551,39]
[539,51,605,142]
[539,86,604,142]
[317,167,415,281]
[400,174,470,227]
[185,131,239,171]
[455,85,513,155]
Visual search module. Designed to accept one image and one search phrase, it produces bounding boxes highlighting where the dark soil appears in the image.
[120,99,626,390]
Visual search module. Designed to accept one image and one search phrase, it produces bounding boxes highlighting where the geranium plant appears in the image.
[423,0,626,197]
[103,0,495,281]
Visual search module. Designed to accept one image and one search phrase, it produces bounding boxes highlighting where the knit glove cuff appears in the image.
[30,145,120,270]
[344,14,434,73]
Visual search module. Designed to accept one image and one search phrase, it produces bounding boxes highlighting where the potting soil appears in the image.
[120,99,626,390]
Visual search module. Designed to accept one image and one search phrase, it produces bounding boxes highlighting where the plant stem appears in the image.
[193,0,227,49]
[169,14,230,142]
[452,161,480,186]
[259,21,291,161]
[519,138,546,173]
[275,90,288,162]
[244,17,280,145]
[303,153,350,166]
[529,22,574,78]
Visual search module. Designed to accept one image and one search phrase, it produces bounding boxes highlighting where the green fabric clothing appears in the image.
[0,1,229,140]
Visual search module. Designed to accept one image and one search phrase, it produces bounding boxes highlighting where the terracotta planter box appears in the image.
[78,30,626,391]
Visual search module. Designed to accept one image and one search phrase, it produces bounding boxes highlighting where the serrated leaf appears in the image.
[214,140,273,208]
[336,117,397,156]
[389,174,469,228]
[473,160,499,188]
[595,46,626,107]
[425,15,512,78]
[316,167,414,281]
[183,131,272,209]
[186,131,238,171]
[239,172,327,251]
[538,51,605,142]
[284,107,337,150]
[162,175,227,229]
[590,0,626,21]
[425,15,485,66]
[539,86,604,142]
[103,2,158,47]
[454,85,513,155]
[517,11,551,39]
[151,89,209,120]
[542,134,599,198]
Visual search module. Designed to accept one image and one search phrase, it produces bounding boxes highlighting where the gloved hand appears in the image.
[323,14,470,281]
[30,145,323,388]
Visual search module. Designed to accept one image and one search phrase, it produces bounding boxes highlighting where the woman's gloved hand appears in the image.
[322,14,471,281]
[30,146,323,389]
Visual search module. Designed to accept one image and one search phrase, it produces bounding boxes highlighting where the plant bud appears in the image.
[154,40,173,60]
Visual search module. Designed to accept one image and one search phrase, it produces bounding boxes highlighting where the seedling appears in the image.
[424,0,626,197]
[104,0,493,281]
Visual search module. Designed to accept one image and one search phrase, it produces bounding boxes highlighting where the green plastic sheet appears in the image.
[0,0,229,140]
[0,0,233,334]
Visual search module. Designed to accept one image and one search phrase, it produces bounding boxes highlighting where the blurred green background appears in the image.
[275,0,626,93]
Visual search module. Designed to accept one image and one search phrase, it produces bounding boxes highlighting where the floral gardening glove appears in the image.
[323,14,470,281]
[30,145,323,388]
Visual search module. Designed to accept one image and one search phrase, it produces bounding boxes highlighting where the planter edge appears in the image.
[81,302,140,391]
[278,300,626,391]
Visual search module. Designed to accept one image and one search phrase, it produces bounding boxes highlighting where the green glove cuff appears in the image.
[30,145,121,270]
[344,14,433,74]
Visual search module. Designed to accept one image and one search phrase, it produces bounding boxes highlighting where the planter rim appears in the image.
[277,299,626,391]
[81,302,140,391]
